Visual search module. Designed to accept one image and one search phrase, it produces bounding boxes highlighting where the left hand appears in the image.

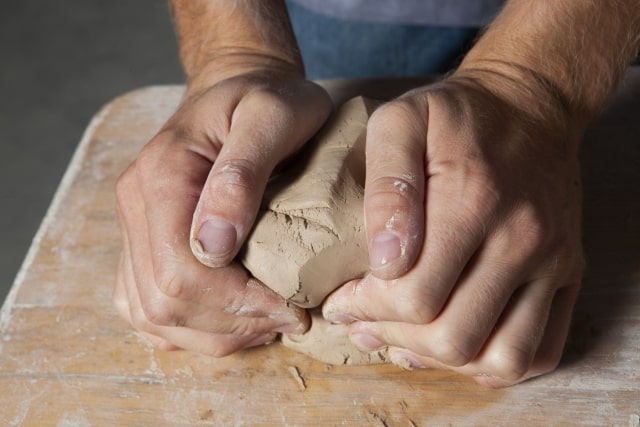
[323,71,585,387]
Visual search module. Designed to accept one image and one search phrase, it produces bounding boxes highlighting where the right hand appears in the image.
[114,67,332,356]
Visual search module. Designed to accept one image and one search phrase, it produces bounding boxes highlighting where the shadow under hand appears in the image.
[563,68,640,364]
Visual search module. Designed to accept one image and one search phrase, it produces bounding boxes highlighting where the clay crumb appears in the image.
[630,414,640,427]
[288,366,306,391]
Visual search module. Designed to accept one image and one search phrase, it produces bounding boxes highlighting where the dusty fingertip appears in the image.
[322,293,352,325]
[190,217,238,267]
[388,349,426,370]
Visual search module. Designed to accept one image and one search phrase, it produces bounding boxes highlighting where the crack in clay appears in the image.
[241,97,387,365]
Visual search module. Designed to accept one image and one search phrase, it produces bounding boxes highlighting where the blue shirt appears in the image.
[289,0,505,27]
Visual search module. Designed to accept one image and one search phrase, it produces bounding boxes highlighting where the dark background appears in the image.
[0,0,184,302]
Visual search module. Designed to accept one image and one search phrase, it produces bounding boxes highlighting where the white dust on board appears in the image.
[5,383,47,427]
[56,409,91,427]
[130,330,166,380]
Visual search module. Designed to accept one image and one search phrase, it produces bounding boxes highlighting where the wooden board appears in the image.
[1,72,639,426]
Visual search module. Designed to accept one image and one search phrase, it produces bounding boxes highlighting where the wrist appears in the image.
[455,59,576,123]
[171,0,304,95]
[185,52,305,98]
[448,63,583,153]
[457,0,640,129]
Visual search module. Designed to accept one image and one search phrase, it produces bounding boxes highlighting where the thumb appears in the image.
[190,90,327,267]
[364,99,427,279]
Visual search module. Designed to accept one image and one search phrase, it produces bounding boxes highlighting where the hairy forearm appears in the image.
[170,0,302,84]
[459,0,640,124]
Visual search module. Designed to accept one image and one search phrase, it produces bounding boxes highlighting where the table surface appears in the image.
[1,72,639,426]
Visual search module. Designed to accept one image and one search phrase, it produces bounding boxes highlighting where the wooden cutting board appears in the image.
[1,72,639,426]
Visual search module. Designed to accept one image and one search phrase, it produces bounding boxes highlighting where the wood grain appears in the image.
[1,71,639,426]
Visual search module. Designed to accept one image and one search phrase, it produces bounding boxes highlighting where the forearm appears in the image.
[170,0,303,87]
[458,0,640,124]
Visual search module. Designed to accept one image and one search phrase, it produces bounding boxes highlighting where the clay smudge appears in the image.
[393,179,409,193]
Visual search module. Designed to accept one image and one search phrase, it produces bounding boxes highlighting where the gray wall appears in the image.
[0,1,184,302]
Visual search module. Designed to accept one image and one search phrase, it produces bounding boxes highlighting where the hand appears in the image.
[114,68,332,355]
[323,71,585,387]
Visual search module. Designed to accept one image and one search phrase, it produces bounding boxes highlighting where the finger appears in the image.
[120,157,308,336]
[127,208,307,336]
[467,257,583,386]
[328,141,494,324]
[134,134,213,300]
[115,229,179,350]
[375,223,546,365]
[364,99,426,279]
[324,209,481,325]
[190,88,329,267]
[349,276,553,369]
[471,282,557,383]
[123,255,276,355]
[384,278,580,388]
[510,282,581,385]
[119,210,282,355]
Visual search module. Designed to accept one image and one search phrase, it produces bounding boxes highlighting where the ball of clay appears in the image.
[240,97,387,365]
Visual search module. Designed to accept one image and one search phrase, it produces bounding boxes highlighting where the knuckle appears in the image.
[432,332,474,367]
[247,87,289,109]
[514,203,548,251]
[244,89,296,130]
[369,99,422,132]
[210,158,260,200]
[367,175,422,212]
[154,266,188,300]
[395,290,439,324]
[135,140,162,177]
[139,297,179,327]
[490,346,535,381]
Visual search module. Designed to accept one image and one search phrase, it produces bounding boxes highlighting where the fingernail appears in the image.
[370,232,402,269]
[195,217,237,257]
[351,333,385,351]
[325,312,355,324]
[389,350,425,370]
